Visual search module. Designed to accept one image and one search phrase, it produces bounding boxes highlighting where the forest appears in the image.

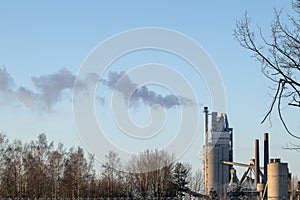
[0,133,202,199]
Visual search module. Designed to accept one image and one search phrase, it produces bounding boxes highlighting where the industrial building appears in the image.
[203,107,233,197]
[202,107,293,200]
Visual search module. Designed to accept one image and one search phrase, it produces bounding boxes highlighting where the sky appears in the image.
[0,1,299,177]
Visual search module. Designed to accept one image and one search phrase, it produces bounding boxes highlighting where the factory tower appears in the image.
[203,107,233,197]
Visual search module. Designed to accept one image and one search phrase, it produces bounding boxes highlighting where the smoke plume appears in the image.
[0,67,193,112]
[102,71,193,108]
[0,67,16,103]
[30,69,75,110]
[0,67,77,111]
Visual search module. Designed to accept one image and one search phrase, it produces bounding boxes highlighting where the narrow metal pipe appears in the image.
[203,107,209,145]
[263,133,269,184]
[255,139,260,186]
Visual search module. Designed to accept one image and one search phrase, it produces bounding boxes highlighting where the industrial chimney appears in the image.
[254,139,260,186]
[263,133,269,184]
[203,106,209,146]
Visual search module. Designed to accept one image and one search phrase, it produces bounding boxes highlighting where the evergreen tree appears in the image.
[172,162,191,199]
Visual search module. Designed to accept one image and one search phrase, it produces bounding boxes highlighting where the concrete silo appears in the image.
[267,158,289,200]
[203,107,233,197]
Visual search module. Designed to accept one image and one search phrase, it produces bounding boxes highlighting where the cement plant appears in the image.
[201,107,300,200]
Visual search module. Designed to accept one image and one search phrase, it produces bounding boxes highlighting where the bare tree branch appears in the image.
[234,3,300,140]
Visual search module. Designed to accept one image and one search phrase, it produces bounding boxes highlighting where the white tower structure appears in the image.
[267,158,289,200]
[203,107,233,197]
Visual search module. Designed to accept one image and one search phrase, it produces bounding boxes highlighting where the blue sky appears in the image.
[1,1,299,177]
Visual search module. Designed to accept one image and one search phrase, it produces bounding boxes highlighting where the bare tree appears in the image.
[0,133,201,198]
[1,139,23,198]
[22,134,53,198]
[0,133,9,196]
[48,142,65,198]
[0,133,99,199]
[83,153,96,198]
[0,132,8,165]
[127,149,174,198]
[61,146,89,199]
[234,0,300,140]
[188,169,203,194]
[148,150,174,198]
[61,152,73,198]
[290,175,299,198]
[101,151,124,197]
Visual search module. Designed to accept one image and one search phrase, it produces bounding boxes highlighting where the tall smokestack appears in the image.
[255,139,260,186]
[203,107,209,145]
[263,133,269,184]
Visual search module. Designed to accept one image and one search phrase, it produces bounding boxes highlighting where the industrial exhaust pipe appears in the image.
[263,133,269,184]
[203,107,209,146]
[255,139,260,186]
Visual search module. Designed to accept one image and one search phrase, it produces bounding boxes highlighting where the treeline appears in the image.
[0,133,202,199]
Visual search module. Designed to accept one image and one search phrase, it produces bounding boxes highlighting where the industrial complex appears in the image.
[202,107,299,200]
